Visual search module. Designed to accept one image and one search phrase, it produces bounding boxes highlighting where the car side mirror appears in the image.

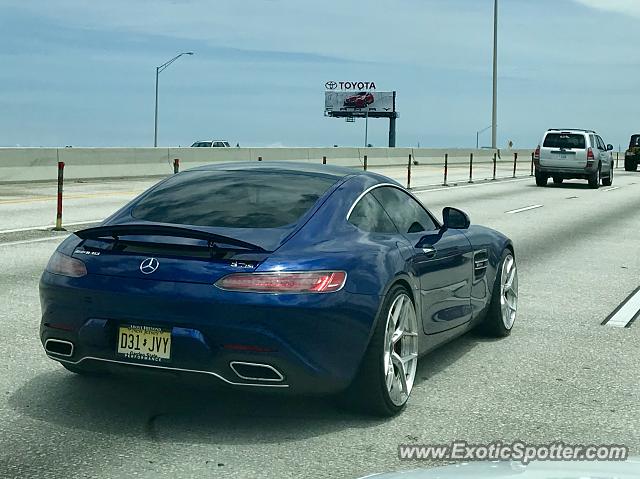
[442,207,470,230]
[607,144,614,151]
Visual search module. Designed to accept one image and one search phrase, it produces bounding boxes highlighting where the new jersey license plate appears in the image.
[117,325,171,362]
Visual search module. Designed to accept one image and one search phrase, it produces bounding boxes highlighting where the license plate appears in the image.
[559,154,568,160]
[117,325,171,362]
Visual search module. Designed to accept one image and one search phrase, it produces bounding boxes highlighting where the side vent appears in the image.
[474,250,489,280]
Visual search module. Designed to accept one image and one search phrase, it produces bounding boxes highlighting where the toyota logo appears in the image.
[140,257,159,275]
[325,81,337,90]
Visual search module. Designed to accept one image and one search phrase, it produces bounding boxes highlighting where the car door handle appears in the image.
[420,246,437,258]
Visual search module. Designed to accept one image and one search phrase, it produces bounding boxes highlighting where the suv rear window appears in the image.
[132,171,338,228]
[630,135,640,148]
[543,133,586,149]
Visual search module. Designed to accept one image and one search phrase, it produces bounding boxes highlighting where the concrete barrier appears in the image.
[0,147,534,183]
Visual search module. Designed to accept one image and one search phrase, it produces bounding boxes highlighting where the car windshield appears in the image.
[543,133,586,149]
[132,170,338,228]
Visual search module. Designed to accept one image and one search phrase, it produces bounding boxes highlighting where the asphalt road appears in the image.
[0,169,638,479]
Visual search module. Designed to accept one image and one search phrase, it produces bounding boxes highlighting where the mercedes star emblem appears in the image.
[140,257,160,275]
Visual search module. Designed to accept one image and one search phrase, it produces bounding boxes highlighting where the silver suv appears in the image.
[533,129,614,188]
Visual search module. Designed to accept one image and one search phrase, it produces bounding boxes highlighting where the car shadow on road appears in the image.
[9,332,488,446]
[522,182,594,190]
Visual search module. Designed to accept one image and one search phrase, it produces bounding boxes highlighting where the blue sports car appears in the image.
[39,162,517,416]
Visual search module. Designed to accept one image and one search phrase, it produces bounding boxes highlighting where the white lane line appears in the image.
[0,236,70,247]
[602,186,620,192]
[414,177,531,194]
[0,219,102,235]
[505,204,543,214]
[603,286,640,328]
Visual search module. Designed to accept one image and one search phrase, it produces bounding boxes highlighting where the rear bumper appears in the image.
[39,272,382,395]
[536,165,596,179]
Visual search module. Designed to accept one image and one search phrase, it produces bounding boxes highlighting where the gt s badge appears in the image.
[74,249,100,256]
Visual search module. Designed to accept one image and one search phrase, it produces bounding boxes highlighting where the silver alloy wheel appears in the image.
[500,254,518,330]
[383,293,419,407]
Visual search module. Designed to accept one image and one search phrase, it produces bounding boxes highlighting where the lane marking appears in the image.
[0,235,70,247]
[505,204,543,214]
[0,190,143,205]
[602,186,620,192]
[414,177,531,194]
[602,286,640,328]
[0,219,102,235]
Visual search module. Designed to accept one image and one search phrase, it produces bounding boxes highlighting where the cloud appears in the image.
[574,0,640,18]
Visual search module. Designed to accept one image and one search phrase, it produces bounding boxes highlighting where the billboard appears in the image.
[325,91,394,115]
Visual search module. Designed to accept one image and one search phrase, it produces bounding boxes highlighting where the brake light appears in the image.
[215,271,347,293]
[46,251,87,278]
[534,145,540,165]
[587,147,595,166]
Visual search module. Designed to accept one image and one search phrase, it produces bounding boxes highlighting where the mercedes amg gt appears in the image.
[39,162,517,416]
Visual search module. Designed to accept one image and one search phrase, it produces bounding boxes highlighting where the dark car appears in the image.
[39,162,517,417]
[344,92,375,108]
[624,134,640,171]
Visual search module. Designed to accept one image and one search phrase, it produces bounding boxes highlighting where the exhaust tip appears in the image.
[45,339,74,357]
[229,361,284,382]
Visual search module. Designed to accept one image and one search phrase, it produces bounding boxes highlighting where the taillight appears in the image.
[587,148,595,165]
[215,271,347,293]
[46,251,87,278]
[534,146,540,165]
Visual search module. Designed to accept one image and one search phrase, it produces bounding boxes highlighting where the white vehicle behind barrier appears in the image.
[533,129,614,189]
[191,140,231,147]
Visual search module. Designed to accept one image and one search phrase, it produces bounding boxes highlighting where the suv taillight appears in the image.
[587,148,595,166]
[534,146,540,162]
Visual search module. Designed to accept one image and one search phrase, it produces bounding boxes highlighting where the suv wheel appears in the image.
[535,171,548,187]
[602,164,613,187]
[588,166,601,189]
[552,177,563,185]
[625,159,638,172]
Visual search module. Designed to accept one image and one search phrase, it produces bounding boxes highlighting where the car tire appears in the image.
[341,284,419,417]
[602,164,613,186]
[479,250,518,338]
[552,177,563,185]
[62,362,107,377]
[588,165,601,189]
[625,160,638,172]
[535,172,548,187]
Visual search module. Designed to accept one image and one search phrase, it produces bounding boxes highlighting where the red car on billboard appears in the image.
[344,92,375,108]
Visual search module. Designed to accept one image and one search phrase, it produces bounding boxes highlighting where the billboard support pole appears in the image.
[388,91,397,148]
[364,111,369,147]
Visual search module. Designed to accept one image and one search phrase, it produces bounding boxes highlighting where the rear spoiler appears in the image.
[75,224,266,252]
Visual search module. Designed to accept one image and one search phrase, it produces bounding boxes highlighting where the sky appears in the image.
[0,0,638,149]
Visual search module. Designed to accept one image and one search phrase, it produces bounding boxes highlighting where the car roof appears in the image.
[187,161,395,183]
[545,129,596,134]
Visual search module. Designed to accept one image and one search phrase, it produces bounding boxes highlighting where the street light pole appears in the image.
[154,67,160,147]
[491,0,498,149]
[153,52,194,147]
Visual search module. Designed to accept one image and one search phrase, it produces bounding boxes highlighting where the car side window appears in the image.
[371,186,438,234]
[348,193,398,234]
[596,136,606,150]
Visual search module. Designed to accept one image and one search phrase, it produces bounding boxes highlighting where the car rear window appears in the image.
[630,135,640,148]
[132,170,339,228]
[543,133,586,149]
